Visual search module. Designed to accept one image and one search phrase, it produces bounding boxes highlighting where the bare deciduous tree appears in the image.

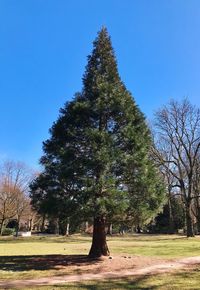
[152,99,200,237]
[0,182,17,235]
[0,160,34,235]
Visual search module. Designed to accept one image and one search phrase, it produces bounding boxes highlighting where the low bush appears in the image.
[2,227,15,236]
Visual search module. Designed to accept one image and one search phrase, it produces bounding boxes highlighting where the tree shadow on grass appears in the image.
[0,255,100,272]
[45,275,166,290]
[50,270,200,289]
[73,278,155,290]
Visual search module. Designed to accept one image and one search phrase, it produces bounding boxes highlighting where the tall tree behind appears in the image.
[192,156,200,233]
[31,28,165,257]
[153,99,200,237]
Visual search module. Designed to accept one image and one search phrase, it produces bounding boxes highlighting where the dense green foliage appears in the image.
[148,197,185,234]
[30,28,165,235]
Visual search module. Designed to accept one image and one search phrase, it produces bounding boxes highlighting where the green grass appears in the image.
[0,235,91,256]
[110,235,200,258]
[1,234,200,285]
[1,234,200,258]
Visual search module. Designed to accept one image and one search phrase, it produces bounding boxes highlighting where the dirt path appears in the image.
[1,256,200,289]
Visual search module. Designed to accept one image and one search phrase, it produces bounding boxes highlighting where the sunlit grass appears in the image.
[109,235,200,258]
[0,235,91,256]
[1,234,200,258]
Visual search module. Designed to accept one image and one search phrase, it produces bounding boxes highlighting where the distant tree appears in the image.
[0,160,34,235]
[149,197,185,234]
[192,156,200,233]
[30,28,165,257]
[153,99,200,237]
[0,181,16,235]
[15,192,30,236]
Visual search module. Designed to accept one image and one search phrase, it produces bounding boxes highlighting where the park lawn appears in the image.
[1,234,200,281]
[1,234,200,257]
[110,235,200,257]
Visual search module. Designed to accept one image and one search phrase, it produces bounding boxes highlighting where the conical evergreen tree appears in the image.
[30,28,165,257]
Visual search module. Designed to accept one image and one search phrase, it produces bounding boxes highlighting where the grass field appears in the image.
[1,234,200,289]
[1,234,200,257]
[0,235,200,258]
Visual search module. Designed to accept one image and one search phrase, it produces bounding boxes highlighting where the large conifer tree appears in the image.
[30,28,164,257]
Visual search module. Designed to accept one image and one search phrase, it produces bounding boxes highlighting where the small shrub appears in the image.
[2,228,15,236]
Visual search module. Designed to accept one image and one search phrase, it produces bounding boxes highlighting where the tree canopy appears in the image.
[30,27,165,257]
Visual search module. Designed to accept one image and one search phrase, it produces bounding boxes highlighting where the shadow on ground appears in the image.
[0,255,100,272]
[48,269,200,290]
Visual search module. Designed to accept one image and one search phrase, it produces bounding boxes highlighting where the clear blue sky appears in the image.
[0,0,200,169]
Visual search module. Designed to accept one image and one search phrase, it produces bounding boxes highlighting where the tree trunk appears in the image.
[85,221,89,233]
[88,217,110,258]
[28,218,33,231]
[107,223,112,235]
[186,202,194,237]
[15,218,20,237]
[168,198,175,234]
[0,220,4,236]
[55,218,59,235]
[65,222,70,236]
[196,206,200,234]
[41,214,46,232]
[137,225,141,233]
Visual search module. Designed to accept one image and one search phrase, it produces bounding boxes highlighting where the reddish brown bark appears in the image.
[88,217,110,258]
